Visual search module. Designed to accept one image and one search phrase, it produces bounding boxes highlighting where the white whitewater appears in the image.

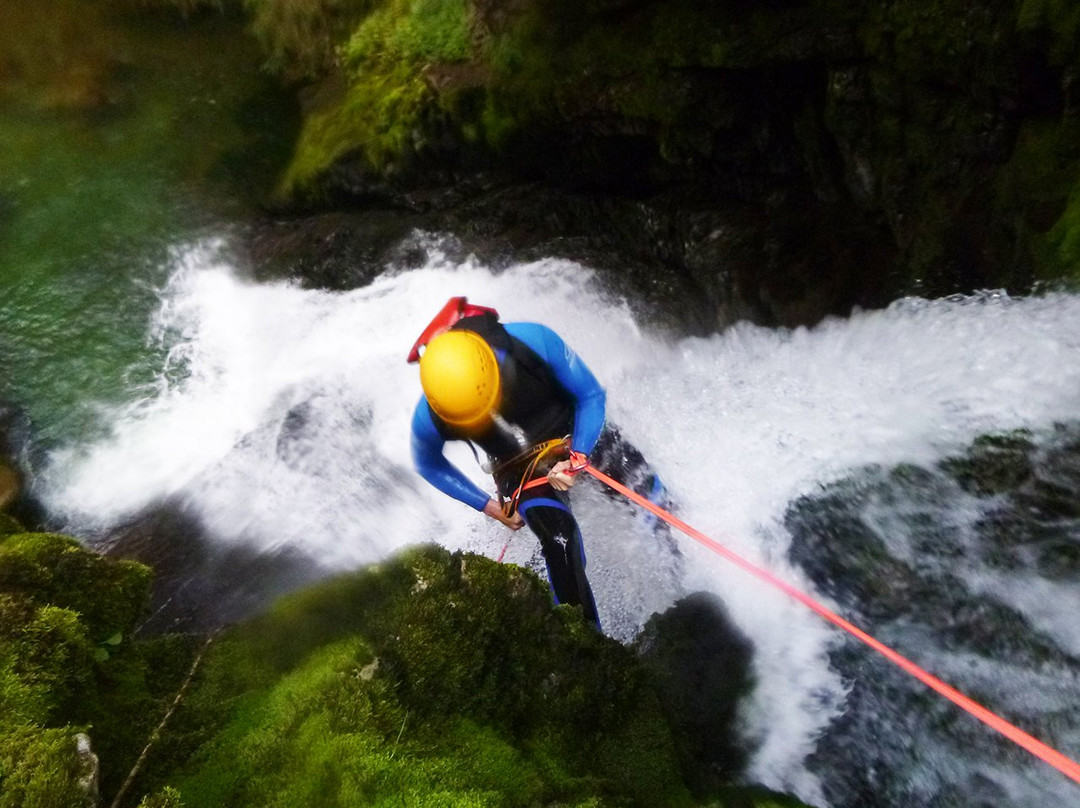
[39,236,1080,804]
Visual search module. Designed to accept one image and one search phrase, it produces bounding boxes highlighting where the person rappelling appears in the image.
[408,296,674,629]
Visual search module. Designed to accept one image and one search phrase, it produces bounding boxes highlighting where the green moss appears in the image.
[996,119,1080,283]
[244,0,379,77]
[0,609,54,726]
[345,0,469,64]
[0,515,22,538]
[816,0,1047,292]
[0,535,820,807]
[1018,0,1080,63]
[0,533,151,643]
[999,121,1073,217]
[244,0,471,155]
[0,726,89,808]
[278,0,470,198]
[279,0,781,196]
[2,603,95,725]
[0,532,197,806]
[148,546,697,807]
[176,638,560,807]
[1044,186,1080,278]
[278,65,429,198]
[0,535,154,731]
[137,786,186,808]
[475,0,729,148]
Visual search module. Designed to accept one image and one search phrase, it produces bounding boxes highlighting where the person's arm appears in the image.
[410,399,523,528]
[507,323,606,491]
[505,322,606,454]
[411,399,490,510]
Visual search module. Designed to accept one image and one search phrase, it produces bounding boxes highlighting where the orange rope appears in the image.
[493,438,570,562]
[500,438,570,517]
[565,451,1080,787]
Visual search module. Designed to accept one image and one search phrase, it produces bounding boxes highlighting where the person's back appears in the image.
[408,298,677,629]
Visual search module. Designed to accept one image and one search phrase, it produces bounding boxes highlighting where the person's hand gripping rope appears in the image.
[546,451,589,492]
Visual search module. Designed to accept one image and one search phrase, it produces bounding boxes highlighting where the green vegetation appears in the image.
[272,0,471,198]
[176,638,573,807]
[237,0,1080,296]
[163,545,693,807]
[345,0,470,63]
[1046,190,1080,279]
[1018,0,1080,63]
[1004,1,1080,286]
[0,515,21,538]
[244,0,376,78]
[0,726,92,808]
[0,532,172,807]
[266,0,776,197]
[0,532,817,808]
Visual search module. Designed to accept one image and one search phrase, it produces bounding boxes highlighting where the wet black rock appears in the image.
[0,402,48,529]
[102,499,328,635]
[254,0,1080,332]
[784,423,1080,808]
[634,590,756,797]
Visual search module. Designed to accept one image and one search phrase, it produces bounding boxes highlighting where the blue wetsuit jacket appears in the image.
[411,322,606,510]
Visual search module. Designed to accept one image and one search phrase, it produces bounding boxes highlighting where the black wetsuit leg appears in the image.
[589,425,681,560]
[589,425,671,508]
[519,490,600,628]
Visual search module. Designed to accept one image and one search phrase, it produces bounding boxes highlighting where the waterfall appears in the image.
[38,235,1080,806]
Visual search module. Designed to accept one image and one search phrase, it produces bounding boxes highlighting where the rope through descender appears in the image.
[548,450,1080,787]
[492,438,573,563]
[498,437,572,518]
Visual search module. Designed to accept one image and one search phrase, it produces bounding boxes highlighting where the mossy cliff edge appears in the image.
[0,530,815,808]
[218,0,1080,328]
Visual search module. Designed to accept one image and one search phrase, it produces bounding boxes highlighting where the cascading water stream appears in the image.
[35,236,1080,807]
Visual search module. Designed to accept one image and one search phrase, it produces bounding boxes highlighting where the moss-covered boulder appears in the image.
[0,533,202,808]
[123,544,817,808]
[0,727,99,808]
[634,592,756,798]
[1,534,819,808]
[152,544,691,806]
[0,533,156,741]
[0,533,151,645]
[0,514,22,538]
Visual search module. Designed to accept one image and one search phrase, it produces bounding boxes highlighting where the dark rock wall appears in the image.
[250,0,1080,332]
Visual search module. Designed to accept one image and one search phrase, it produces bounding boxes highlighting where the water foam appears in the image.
[40,237,1080,804]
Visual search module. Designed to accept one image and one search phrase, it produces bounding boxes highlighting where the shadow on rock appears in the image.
[0,402,50,530]
[102,499,329,636]
[635,590,757,797]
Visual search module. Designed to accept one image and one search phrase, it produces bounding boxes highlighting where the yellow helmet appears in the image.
[419,330,501,434]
